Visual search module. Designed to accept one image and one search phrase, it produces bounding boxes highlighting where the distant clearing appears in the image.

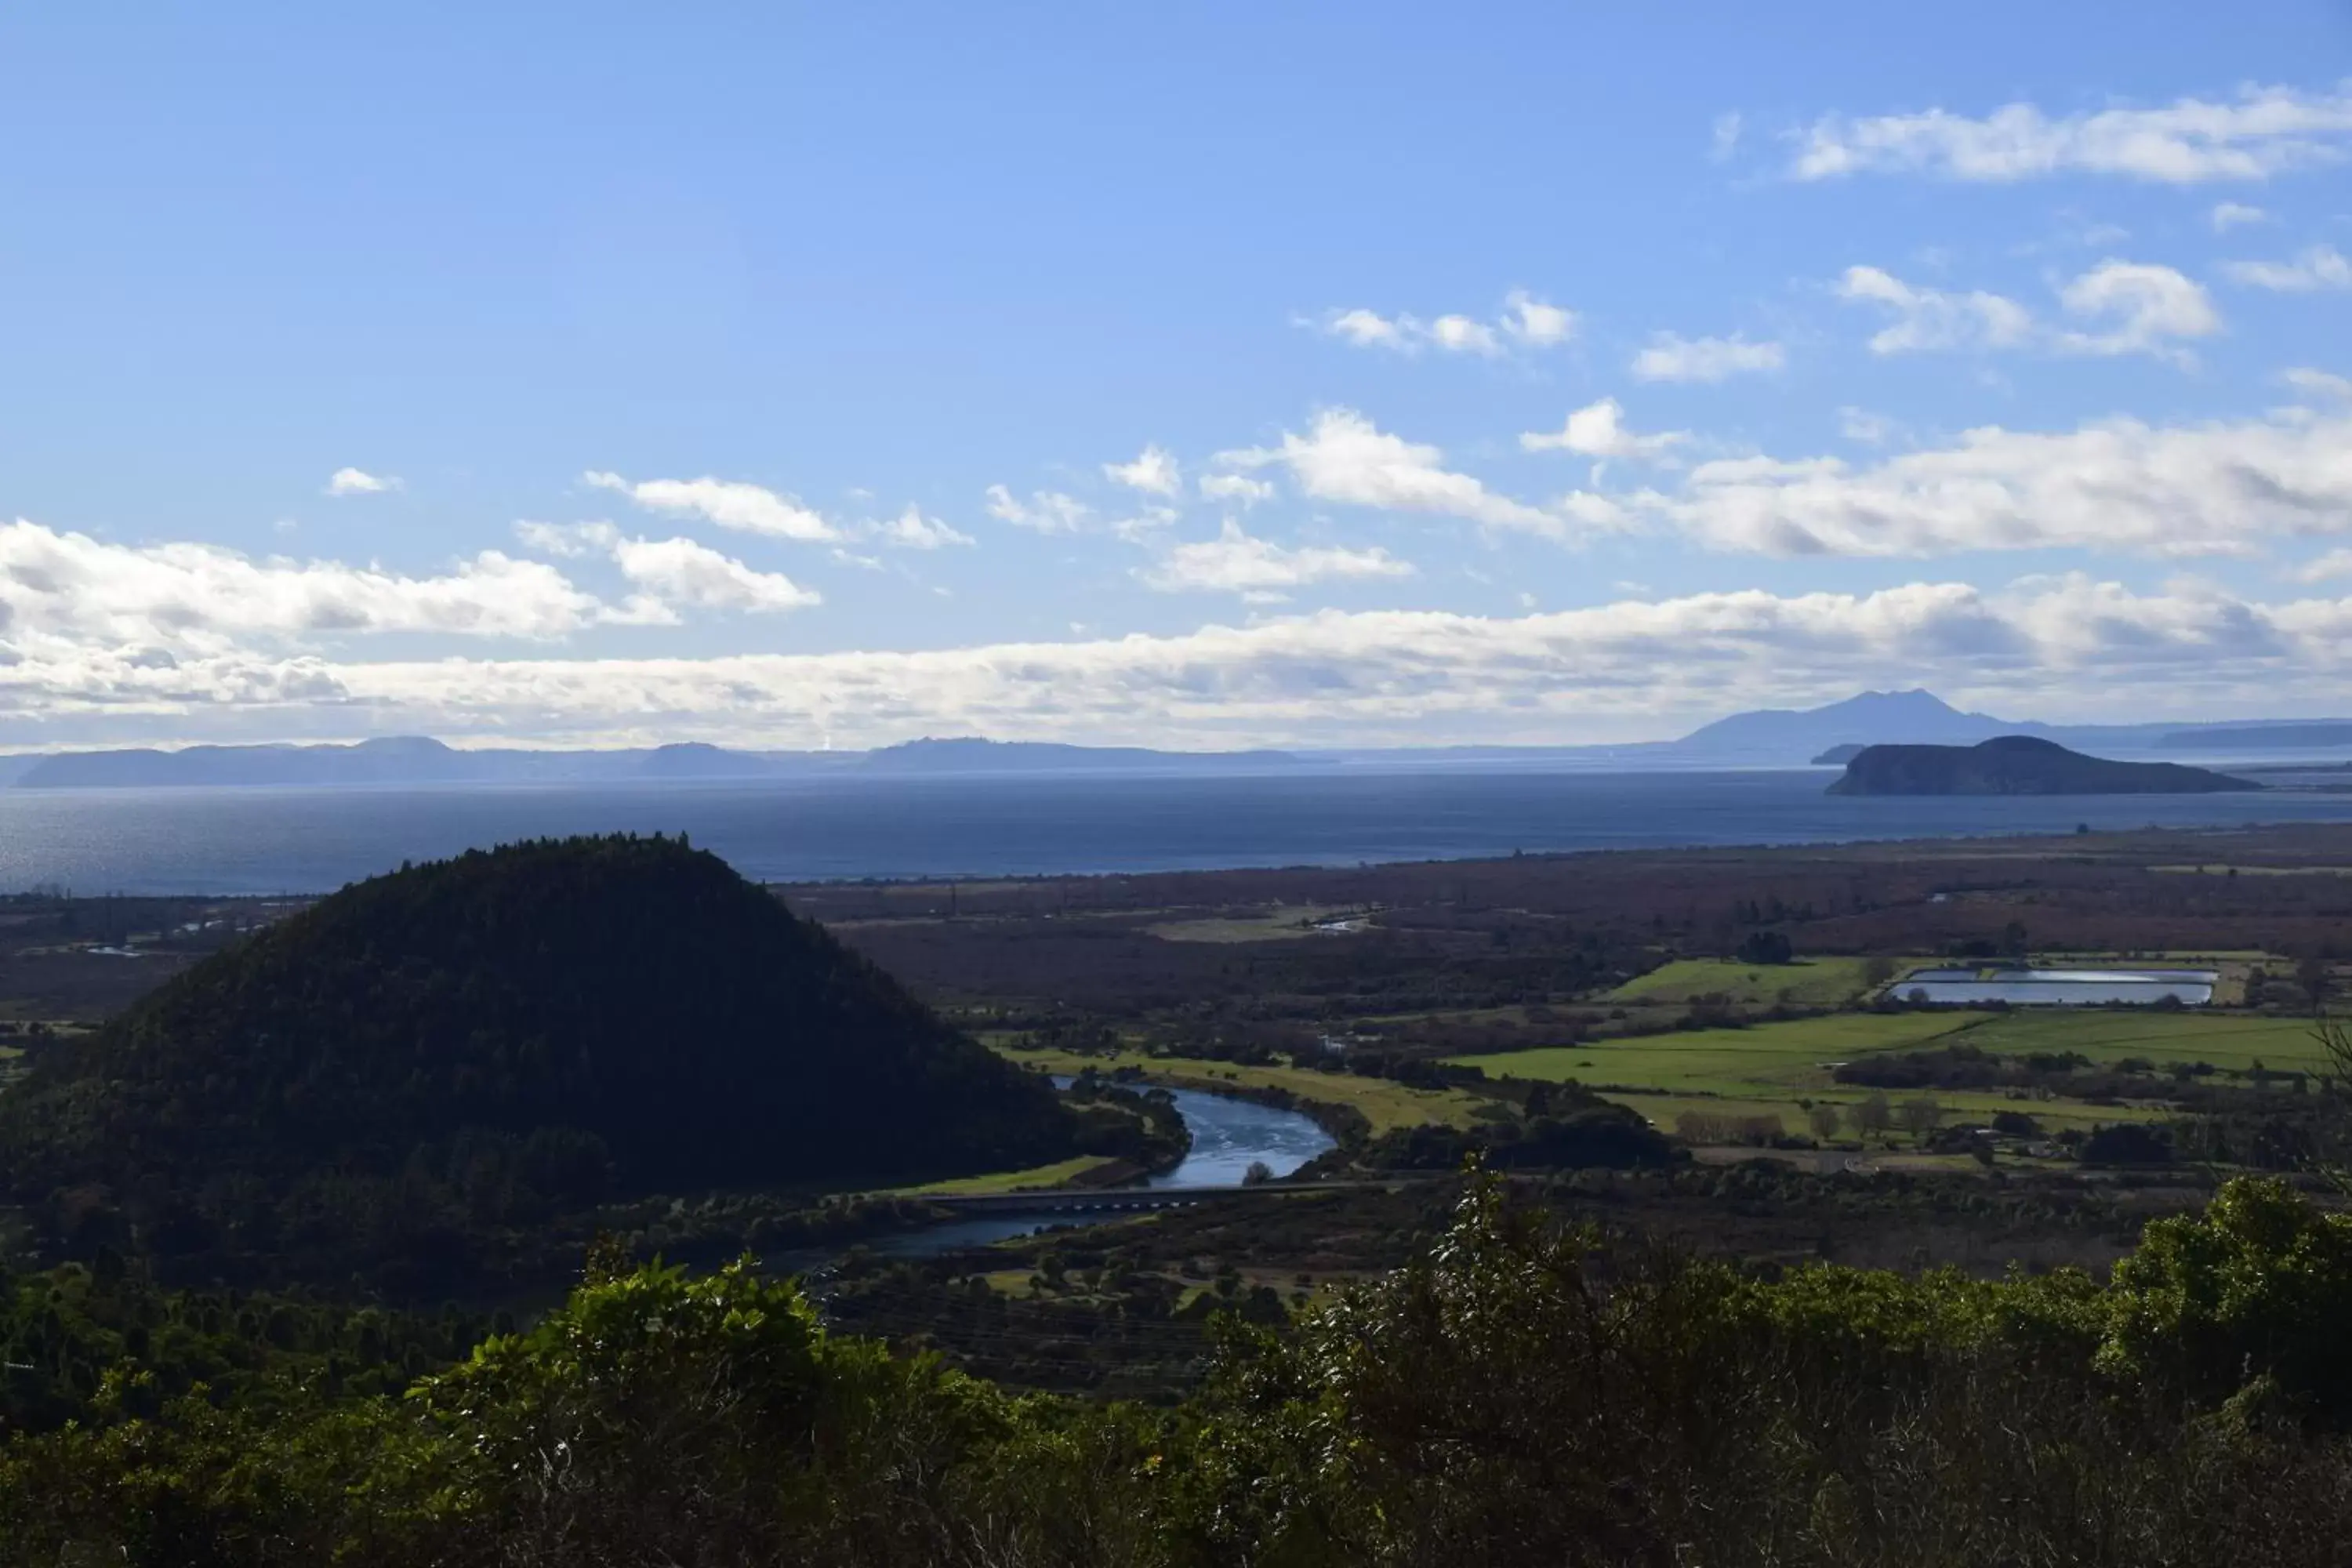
[1451,1014,1978,1095]
[885,1156,1124,1196]
[1606,957,1928,1008]
[1145,906,1367,943]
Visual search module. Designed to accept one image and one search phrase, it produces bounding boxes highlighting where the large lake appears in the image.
[6,769,2352,895]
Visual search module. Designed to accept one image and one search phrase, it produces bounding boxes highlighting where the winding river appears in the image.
[859,1084,1334,1259]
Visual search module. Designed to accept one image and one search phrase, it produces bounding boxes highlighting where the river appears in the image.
[857,1085,1335,1259]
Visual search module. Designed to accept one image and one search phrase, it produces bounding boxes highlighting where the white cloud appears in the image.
[2053,260,2221,362]
[42,574,2352,750]
[1103,443,1182,496]
[0,520,610,652]
[2224,244,2352,292]
[1837,408,1900,445]
[1138,521,1415,595]
[1322,307,1409,350]
[1835,265,2035,353]
[1710,111,1744,162]
[1520,397,1686,460]
[1310,293,1572,356]
[326,468,399,496]
[1200,473,1276,507]
[583,470,837,542]
[1630,332,1785,383]
[1645,405,2352,557]
[1501,289,1577,347]
[1791,85,2352,183]
[2211,201,2270,231]
[513,520,620,558]
[1221,408,1570,536]
[866,504,975,550]
[2293,548,2352,583]
[984,485,1094,534]
[608,535,820,614]
[2283,367,2352,401]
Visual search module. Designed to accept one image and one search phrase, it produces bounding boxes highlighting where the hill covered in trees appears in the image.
[1827,735,2257,796]
[0,835,1074,1286]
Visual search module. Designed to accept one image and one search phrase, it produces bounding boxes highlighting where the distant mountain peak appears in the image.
[1675,688,2026,758]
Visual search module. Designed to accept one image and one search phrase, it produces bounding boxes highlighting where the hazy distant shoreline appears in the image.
[8,768,2352,898]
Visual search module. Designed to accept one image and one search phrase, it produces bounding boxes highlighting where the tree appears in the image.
[1735,930,1793,966]
[1898,1096,1944,1138]
[1241,1160,1276,1186]
[1853,1092,1893,1138]
[1807,1104,1842,1142]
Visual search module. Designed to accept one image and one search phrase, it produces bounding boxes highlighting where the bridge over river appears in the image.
[923,1179,1406,1217]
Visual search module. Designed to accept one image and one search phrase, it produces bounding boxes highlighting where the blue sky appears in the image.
[3,2,2351,749]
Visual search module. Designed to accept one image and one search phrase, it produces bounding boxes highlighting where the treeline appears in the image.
[8,1174,2352,1565]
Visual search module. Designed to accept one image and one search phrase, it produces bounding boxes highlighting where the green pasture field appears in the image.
[1448,1013,1981,1094]
[1962,1010,2333,1072]
[1605,957,1931,1008]
[885,1156,1125,1196]
[994,1044,1494,1133]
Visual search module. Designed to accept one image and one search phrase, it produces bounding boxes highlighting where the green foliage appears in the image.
[2101,1176,2352,1418]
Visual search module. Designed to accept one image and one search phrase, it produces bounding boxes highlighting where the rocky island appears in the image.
[1826,735,2259,796]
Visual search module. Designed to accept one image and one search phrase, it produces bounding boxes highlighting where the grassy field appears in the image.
[1450,1013,1980,1094]
[1605,957,1926,1008]
[1964,1010,2333,1072]
[995,1045,1495,1133]
[884,1156,1128,1196]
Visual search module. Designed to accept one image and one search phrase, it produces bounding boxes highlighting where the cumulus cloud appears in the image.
[37,574,2352,749]
[1836,260,2215,363]
[1791,85,2352,183]
[1138,520,1415,596]
[2053,260,2221,362]
[1501,289,1577,347]
[583,470,837,542]
[1220,408,1570,536]
[2211,201,2270,230]
[1835,265,2035,353]
[984,485,1094,534]
[865,505,974,550]
[326,468,399,496]
[1642,405,2352,557]
[1200,473,1276,507]
[1629,332,1785,383]
[1520,398,1686,460]
[607,535,820,614]
[0,520,608,654]
[1308,292,1573,356]
[2283,367,2352,401]
[2224,244,2352,292]
[1103,444,1182,496]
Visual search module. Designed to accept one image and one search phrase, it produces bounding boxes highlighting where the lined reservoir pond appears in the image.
[1893,967,2220,1007]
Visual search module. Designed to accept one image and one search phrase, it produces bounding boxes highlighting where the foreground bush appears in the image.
[10,1176,2352,1566]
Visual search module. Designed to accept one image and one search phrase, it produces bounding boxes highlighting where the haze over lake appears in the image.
[10,770,2352,895]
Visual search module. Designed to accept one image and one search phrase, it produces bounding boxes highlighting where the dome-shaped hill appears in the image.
[0,836,1073,1268]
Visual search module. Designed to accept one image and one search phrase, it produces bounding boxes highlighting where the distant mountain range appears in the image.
[13,690,2352,787]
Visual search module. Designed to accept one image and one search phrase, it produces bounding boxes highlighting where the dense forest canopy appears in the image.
[0,835,1074,1283]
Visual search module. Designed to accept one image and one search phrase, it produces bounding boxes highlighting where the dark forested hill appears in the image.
[1827,736,2259,796]
[0,835,1073,1283]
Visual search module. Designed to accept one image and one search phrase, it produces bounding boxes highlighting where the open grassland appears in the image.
[1965,1009,2332,1071]
[1598,1087,2165,1138]
[994,1045,1494,1133]
[884,1155,1127,1196]
[1606,956,1929,1008]
[1450,1013,1980,1094]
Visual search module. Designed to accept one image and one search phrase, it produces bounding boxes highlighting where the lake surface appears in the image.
[860,1084,1336,1259]
[9,771,2352,895]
